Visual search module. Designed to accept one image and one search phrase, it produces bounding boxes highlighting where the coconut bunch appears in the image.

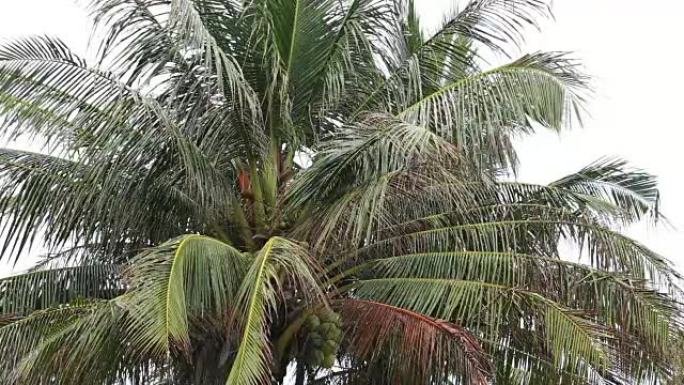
[302,308,343,368]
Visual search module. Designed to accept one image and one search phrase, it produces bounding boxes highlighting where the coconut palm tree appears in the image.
[0,0,681,384]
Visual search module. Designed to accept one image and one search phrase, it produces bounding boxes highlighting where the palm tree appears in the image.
[0,0,681,384]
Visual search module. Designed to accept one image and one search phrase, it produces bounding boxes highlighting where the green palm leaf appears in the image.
[352,277,608,373]
[0,302,102,383]
[123,234,245,356]
[398,52,589,169]
[227,237,324,385]
[0,264,122,315]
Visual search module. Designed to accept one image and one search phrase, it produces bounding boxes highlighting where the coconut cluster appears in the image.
[302,308,342,368]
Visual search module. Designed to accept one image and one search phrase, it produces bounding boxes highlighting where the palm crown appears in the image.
[0,1,681,384]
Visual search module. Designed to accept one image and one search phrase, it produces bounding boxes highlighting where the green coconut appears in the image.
[308,333,324,347]
[322,354,336,369]
[318,323,335,335]
[305,315,321,329]
[318,309,336,323]
[322,339,338,355]
[327,327,342,341]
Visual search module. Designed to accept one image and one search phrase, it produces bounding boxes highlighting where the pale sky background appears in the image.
[0,0,682,275]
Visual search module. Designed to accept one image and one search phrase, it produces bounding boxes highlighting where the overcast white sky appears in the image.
[0,0,682,275]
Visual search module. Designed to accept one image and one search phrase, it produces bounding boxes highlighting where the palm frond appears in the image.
[349,0,553,118]
[375,249,675,348]
[167,0,259,114]
[0,302,103,383]
[398,52,589,170]
[122,234,245,357]
[435,0,550,54]
[14,301,130,385]
[549,157,661,223]
[0,33,260,257]
[0,35,143,143]
[287,114,460,210]
[340,298,490,385]
[266,0,338,116]
[0,147,205,260]
[88,0,173,84]
[286,114,469,251]
[356,209,679,290]
[227,237,324,385]
[307,0,395,115]
[0,264,122,315]
[352,277,609,375]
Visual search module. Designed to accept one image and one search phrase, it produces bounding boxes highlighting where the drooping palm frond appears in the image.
[356,156,660,244]
[340,298,490,385]
[286,113,472,250]
[0,302,105,383]
[350,193,678,283]
[95,0,261,115]
[8,301,175,385]
[0,147,205,260]
[0,36,143,144]
[0,235,248,385]
[438,0,551,54]
[287,114,461,209]
[121,234,246,357]
[368,249,675,329]
[227,237,324,385]
[397,52,589,169]
[0,264,122,315]
[0,35,264,259]
[13,301,132,385]
[548,157,661,223]
[351,277,609,376]
[306,0,396,115]
[88,0,174,84]
[169,0,243,90]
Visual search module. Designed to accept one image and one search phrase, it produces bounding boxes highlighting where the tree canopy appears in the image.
[0,1,681,385]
